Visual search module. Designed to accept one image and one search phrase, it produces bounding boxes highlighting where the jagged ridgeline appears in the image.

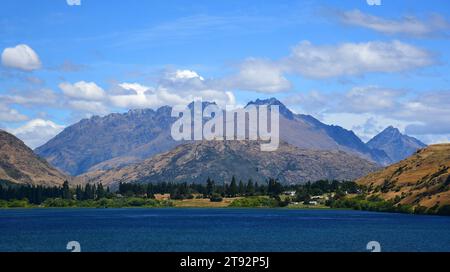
[76,140,379,188]
[35,98,426,177]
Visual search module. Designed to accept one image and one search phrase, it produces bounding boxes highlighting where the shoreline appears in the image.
[0,205,443,217]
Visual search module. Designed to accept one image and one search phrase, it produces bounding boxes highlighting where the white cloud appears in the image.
[67,100,109,115]
[168,70,204,81]
[66,0,81,6]
[59,81,106,101]
[0,89,58,106]
[228,40,434,90]
[1,44,42,71]
[337,9,450,37]
[284,40,434,78]
[287,86,450,143]
[54,69,236,117]
[336,86,405,113]
[7,119,64,149]
[0,105,28,122]
[119,82,151,96]
[228,58,292,93]
[110,80,235,110]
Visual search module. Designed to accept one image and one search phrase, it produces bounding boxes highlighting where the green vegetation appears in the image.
[0,177,448,215]
[0,197,173,208]
[328,195,414,213]
[229,196,279,208]
[42,197,173,208]
[328,195,450,216]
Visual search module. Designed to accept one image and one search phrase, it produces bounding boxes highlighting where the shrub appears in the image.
[210,194,223,202]
[229,197,278,208]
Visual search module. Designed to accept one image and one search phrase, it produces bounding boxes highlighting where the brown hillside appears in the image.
[0,130,68,186]
[357,144,450,208]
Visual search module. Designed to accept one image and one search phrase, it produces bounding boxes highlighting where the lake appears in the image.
[0,208,449,252]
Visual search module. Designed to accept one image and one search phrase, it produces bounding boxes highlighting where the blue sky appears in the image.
[1,0,450,148]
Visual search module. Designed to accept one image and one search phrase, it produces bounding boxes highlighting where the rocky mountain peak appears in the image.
[367,126,426,163]
[245,97,294,119]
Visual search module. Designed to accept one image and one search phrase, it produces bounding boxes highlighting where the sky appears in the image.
[1,0,450,148]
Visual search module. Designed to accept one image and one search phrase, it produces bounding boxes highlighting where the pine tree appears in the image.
[229,176,238,197]
[62,181,72,200]
[246,179,255,196]
[96,183,105,199]
[206,178,214,197]
[238,180,245,196]
[75,185,83,201]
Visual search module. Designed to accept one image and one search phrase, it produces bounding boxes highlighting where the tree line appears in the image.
[0,181,111,204]
[118,176,288,200]
[0,177,357,205]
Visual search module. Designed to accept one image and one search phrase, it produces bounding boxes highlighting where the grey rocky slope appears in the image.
[367,126,426,163]
[37,98,417,176]
[76,140,379,187]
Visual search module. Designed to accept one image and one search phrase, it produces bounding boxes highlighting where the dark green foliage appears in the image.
[229,197,278,208]
[62,181,72,200]
[210,193,223,202]
[0,184,62,204]
[228,176,238,197]
[267,178,283,196]
[246,179,255,196]
[437,205,450,215]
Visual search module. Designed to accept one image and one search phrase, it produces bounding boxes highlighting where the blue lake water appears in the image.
[0,208,449,252]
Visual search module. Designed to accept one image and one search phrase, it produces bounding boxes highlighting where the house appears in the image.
[283,191,296,196]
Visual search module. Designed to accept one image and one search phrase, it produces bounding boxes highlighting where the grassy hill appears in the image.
[357,144,450,210]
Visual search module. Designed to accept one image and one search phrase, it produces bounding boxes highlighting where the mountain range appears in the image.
[76,140,379,187]
[35,98,426,177]
[0,130,67,187]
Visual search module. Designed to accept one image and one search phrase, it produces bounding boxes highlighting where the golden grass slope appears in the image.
[0,130,68,186]
[357,144,450,208]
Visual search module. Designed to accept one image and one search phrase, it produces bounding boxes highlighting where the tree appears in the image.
[206,178,214,197]
[229,176,238,197]
[83,183,95,200]
[62,181,72,200]
[295,189,310,202]
[238,180,245,196]
[96,183,106,199]
[267,178,282,197]
[246,179,255,196]
[75,185,83,201]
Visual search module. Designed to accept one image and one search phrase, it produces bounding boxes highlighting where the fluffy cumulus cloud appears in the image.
[7,119,64,149]
[57,70,236,114]
[337,9,450,37]
[227,58,292,93]
[229,40,434,91]
[110,73,235,109]
[168,69,204,81]
[1,44,42,71]
[59,81,106,101]
[284,40,433,78]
